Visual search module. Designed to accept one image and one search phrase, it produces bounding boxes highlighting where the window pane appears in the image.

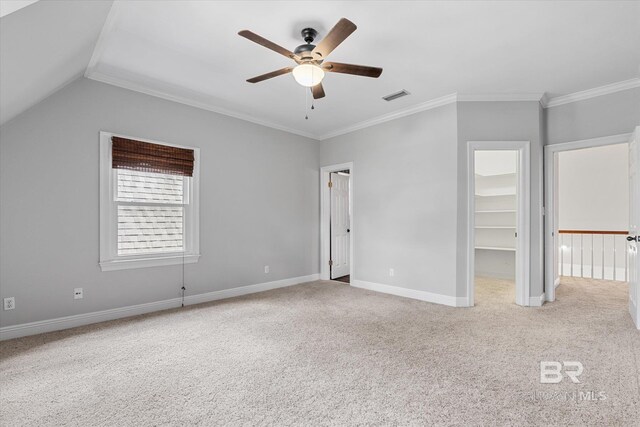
[117,206,184,256]
[116,169,184,204]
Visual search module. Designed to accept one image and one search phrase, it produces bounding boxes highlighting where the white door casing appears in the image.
[330,173,350,279]
[467,141,530,307]
[543,133,633,303]
[628,127,639,329]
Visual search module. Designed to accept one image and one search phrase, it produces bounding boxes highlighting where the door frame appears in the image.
[467,141,531,306]
[320,162,354,281]
[628,127,640,329]
[543,133,632,302]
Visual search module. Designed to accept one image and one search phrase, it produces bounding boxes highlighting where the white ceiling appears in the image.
[0,0,112,124]
[0,0,39,18]
[2,1,639,136]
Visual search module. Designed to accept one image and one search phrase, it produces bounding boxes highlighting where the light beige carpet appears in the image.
[1,277,639,426]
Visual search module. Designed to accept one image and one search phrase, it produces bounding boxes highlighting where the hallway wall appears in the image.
[558,143,629,231]
[544,87,640,145]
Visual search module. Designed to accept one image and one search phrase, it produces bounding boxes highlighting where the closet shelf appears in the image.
[475,246,516,252]
[475,226,516,229]
[475,209,516,213]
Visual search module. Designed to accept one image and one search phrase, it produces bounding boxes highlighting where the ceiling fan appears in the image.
[238,18,383,99]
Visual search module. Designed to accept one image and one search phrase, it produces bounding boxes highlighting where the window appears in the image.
[99,132,200,271]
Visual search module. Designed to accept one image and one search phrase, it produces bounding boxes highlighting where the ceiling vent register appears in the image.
[382,90,411,102]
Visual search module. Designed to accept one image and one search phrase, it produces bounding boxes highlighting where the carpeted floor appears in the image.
[1,276,639,426]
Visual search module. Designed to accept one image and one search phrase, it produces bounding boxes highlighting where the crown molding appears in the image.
[544,78,640,108]
[318,92,551,140]
[457,93,545,103]
[84,1,317,140]
[83,8,638,138]
[317,93,458,140]
[539,93,551,108]
[85,10,639,143]
[87,71,318,140]
[81,72,640,141]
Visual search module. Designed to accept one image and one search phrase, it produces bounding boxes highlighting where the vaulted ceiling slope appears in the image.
[1,1,639,137]
[0,0,113,124]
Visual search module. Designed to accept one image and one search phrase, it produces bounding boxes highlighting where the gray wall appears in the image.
[320,104,459,298]
[456,101,544,298]
[0,78,319,327]
[545,88,640,145]
[2,77,637,327]
[319,100,547,301]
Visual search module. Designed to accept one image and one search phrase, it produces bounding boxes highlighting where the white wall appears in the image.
[558,143,629,230]
[0,78,319,327]
[320,104,459,298]
[475,151,517,176]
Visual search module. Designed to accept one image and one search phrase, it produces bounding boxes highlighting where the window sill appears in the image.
[99,254,200,272]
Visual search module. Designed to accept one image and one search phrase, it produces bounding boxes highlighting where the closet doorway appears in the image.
[467,142,530,306]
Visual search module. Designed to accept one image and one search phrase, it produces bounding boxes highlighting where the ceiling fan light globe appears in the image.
[292,64,324,87]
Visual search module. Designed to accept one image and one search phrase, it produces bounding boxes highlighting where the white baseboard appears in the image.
[0,274,319,341]
[351,279,467,307]
[555,277,560,288]
[530,292,546,307]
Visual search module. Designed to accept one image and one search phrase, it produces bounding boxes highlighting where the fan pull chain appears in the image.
[305,86,309,120]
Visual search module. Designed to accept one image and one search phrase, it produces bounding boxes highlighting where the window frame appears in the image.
[99,131,200,271]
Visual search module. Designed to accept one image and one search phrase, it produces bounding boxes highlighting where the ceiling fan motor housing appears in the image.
[294,43,316,57]
[295,28,318,59]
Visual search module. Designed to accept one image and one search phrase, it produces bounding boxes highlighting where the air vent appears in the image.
[382,90,410,102]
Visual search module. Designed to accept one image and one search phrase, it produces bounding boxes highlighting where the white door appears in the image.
[330,173,350,279]
[628,127,640,329]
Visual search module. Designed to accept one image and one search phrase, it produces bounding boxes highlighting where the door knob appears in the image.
[627,236,638,242]
[347,229,350,233]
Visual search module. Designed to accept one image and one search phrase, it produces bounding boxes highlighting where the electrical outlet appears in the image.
[74,288,83,300]
[4,297,15,310]
[264,265,270,274]
[389,268,395,277]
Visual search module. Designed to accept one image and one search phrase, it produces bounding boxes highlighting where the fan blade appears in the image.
[311,83,325,99]
[247,67,294,83]
[311,18,357,59]
[322,62,383,78]
[238,30,299,61]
